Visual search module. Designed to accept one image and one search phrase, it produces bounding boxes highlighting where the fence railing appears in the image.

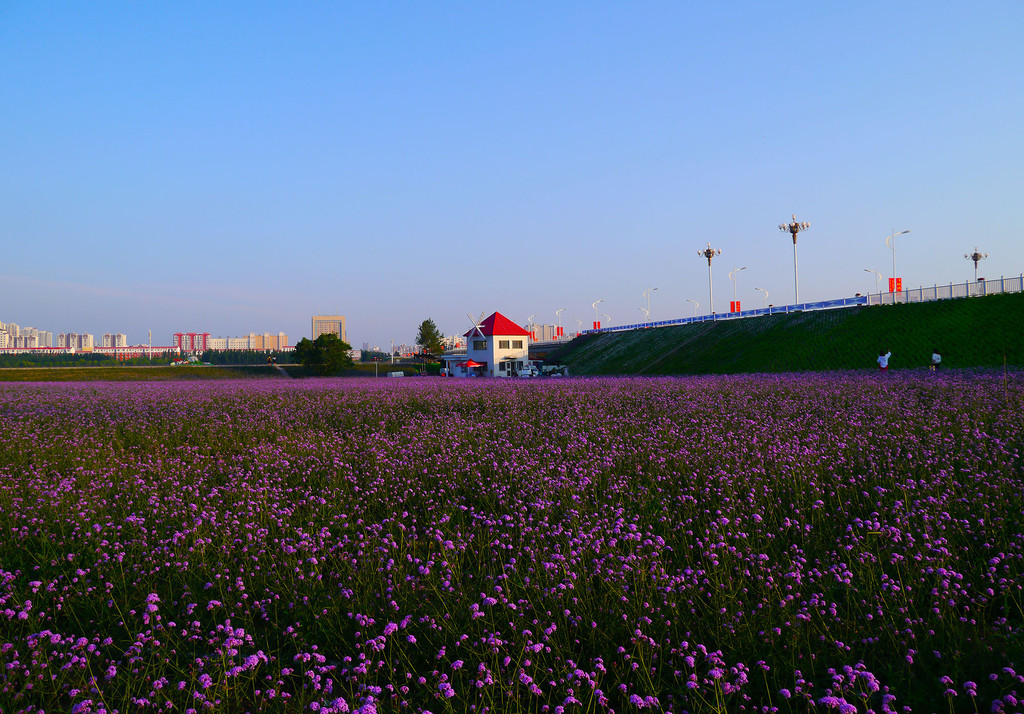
[583,274,1024,336]
[867,274,1023,305]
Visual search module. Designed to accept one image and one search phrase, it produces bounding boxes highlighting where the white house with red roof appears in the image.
[444,311,532,377]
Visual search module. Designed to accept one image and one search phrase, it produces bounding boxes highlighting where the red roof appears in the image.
[464,311,531,338]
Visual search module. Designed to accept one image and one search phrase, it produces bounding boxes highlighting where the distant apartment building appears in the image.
[102,333,128,348]
[311,315,347,343]
[250,332,288,350]
[530,324,560,341]
[0,323,53,349]
[173,333,211,353]
[57,332,95,351]
[441,334,467,351]
[205,332,289,351]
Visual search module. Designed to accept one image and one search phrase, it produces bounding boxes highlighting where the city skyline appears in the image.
[2,3,1022,348]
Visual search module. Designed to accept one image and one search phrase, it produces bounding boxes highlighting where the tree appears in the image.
[294,334,354,375]
[415,318,445,357]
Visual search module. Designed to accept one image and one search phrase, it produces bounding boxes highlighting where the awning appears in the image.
[458,359,484,368]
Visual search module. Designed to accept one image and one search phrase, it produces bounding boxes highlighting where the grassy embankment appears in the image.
[550,291,1024,375]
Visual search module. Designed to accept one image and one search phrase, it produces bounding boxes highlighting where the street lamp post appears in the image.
[638,307,649,326]
[643,288,658,326]
[573,317,583,337]
[728,266,747,311]
[754,287,769,308]
[864,268,882,295]
[964,247,988,281]
[885,229,911,290]
[592,300,604,330]
[601,312,611,327]
[698,243,722,314]
[779,215,811,303]
[527,314,536,340]
[686,298,699,317]
[555,308,566,339]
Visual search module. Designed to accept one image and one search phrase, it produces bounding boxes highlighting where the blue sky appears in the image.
[2,2,1022,348]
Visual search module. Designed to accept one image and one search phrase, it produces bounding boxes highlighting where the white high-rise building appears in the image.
[102,333,129,348]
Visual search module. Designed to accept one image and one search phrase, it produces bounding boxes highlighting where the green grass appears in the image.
[551,291,1024,375]
[0,363,443,382]
[0,364,285,382]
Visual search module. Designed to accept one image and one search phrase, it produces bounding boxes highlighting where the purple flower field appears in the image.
[1,373,1022,713]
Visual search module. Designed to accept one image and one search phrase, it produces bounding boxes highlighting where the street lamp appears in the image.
[698,243,722,314]
[592,300,604,329]
[643,287,658,325]
[638,307,649,326]
[754,287,769,307]
[686,298,699,317]
[964,247,988,281]
[885,229,911,290]
[527,314,536,340]
[779,214,811,303]
[864,268,882,294]
[728,266,747,311]
[573,317,583,337]
[555,308,566,339]
[601,312,612,327]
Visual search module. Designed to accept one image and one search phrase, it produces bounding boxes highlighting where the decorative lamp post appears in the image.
[686,298,699,317]
[778,214,811,303]
[698,243,722,313]
[527,314,536,340]
[885,229,911,291]
[864,266,880,292]
[592,300,604,330]
[573,317,583,337]
[638,307,649,326]
[601,312,612,327]
[964,247,988,281]
[728,266,747,311]
[555,308,566,339]
[754,287,769,308]
[643,287,658,326]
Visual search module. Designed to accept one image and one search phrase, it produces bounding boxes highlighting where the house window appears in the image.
[499,362,506,371]
[473,340,487,350]
[499,340,510,349]
[512,340,523,349]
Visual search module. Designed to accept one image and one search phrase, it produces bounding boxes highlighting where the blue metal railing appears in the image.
[583,296,868,335]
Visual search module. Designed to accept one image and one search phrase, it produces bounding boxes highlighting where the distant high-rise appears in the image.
[102,333,128,348]
[311,315,347,343]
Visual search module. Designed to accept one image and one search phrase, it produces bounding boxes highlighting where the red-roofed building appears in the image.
[445,311,532,377]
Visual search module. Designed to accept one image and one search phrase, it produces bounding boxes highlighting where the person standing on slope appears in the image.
[877,350,892,371]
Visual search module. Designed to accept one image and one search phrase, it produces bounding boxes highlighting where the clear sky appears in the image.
[2,2,1022,348]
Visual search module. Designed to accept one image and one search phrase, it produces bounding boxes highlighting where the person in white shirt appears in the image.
[877,350,892,371]
[930,348,941,371]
